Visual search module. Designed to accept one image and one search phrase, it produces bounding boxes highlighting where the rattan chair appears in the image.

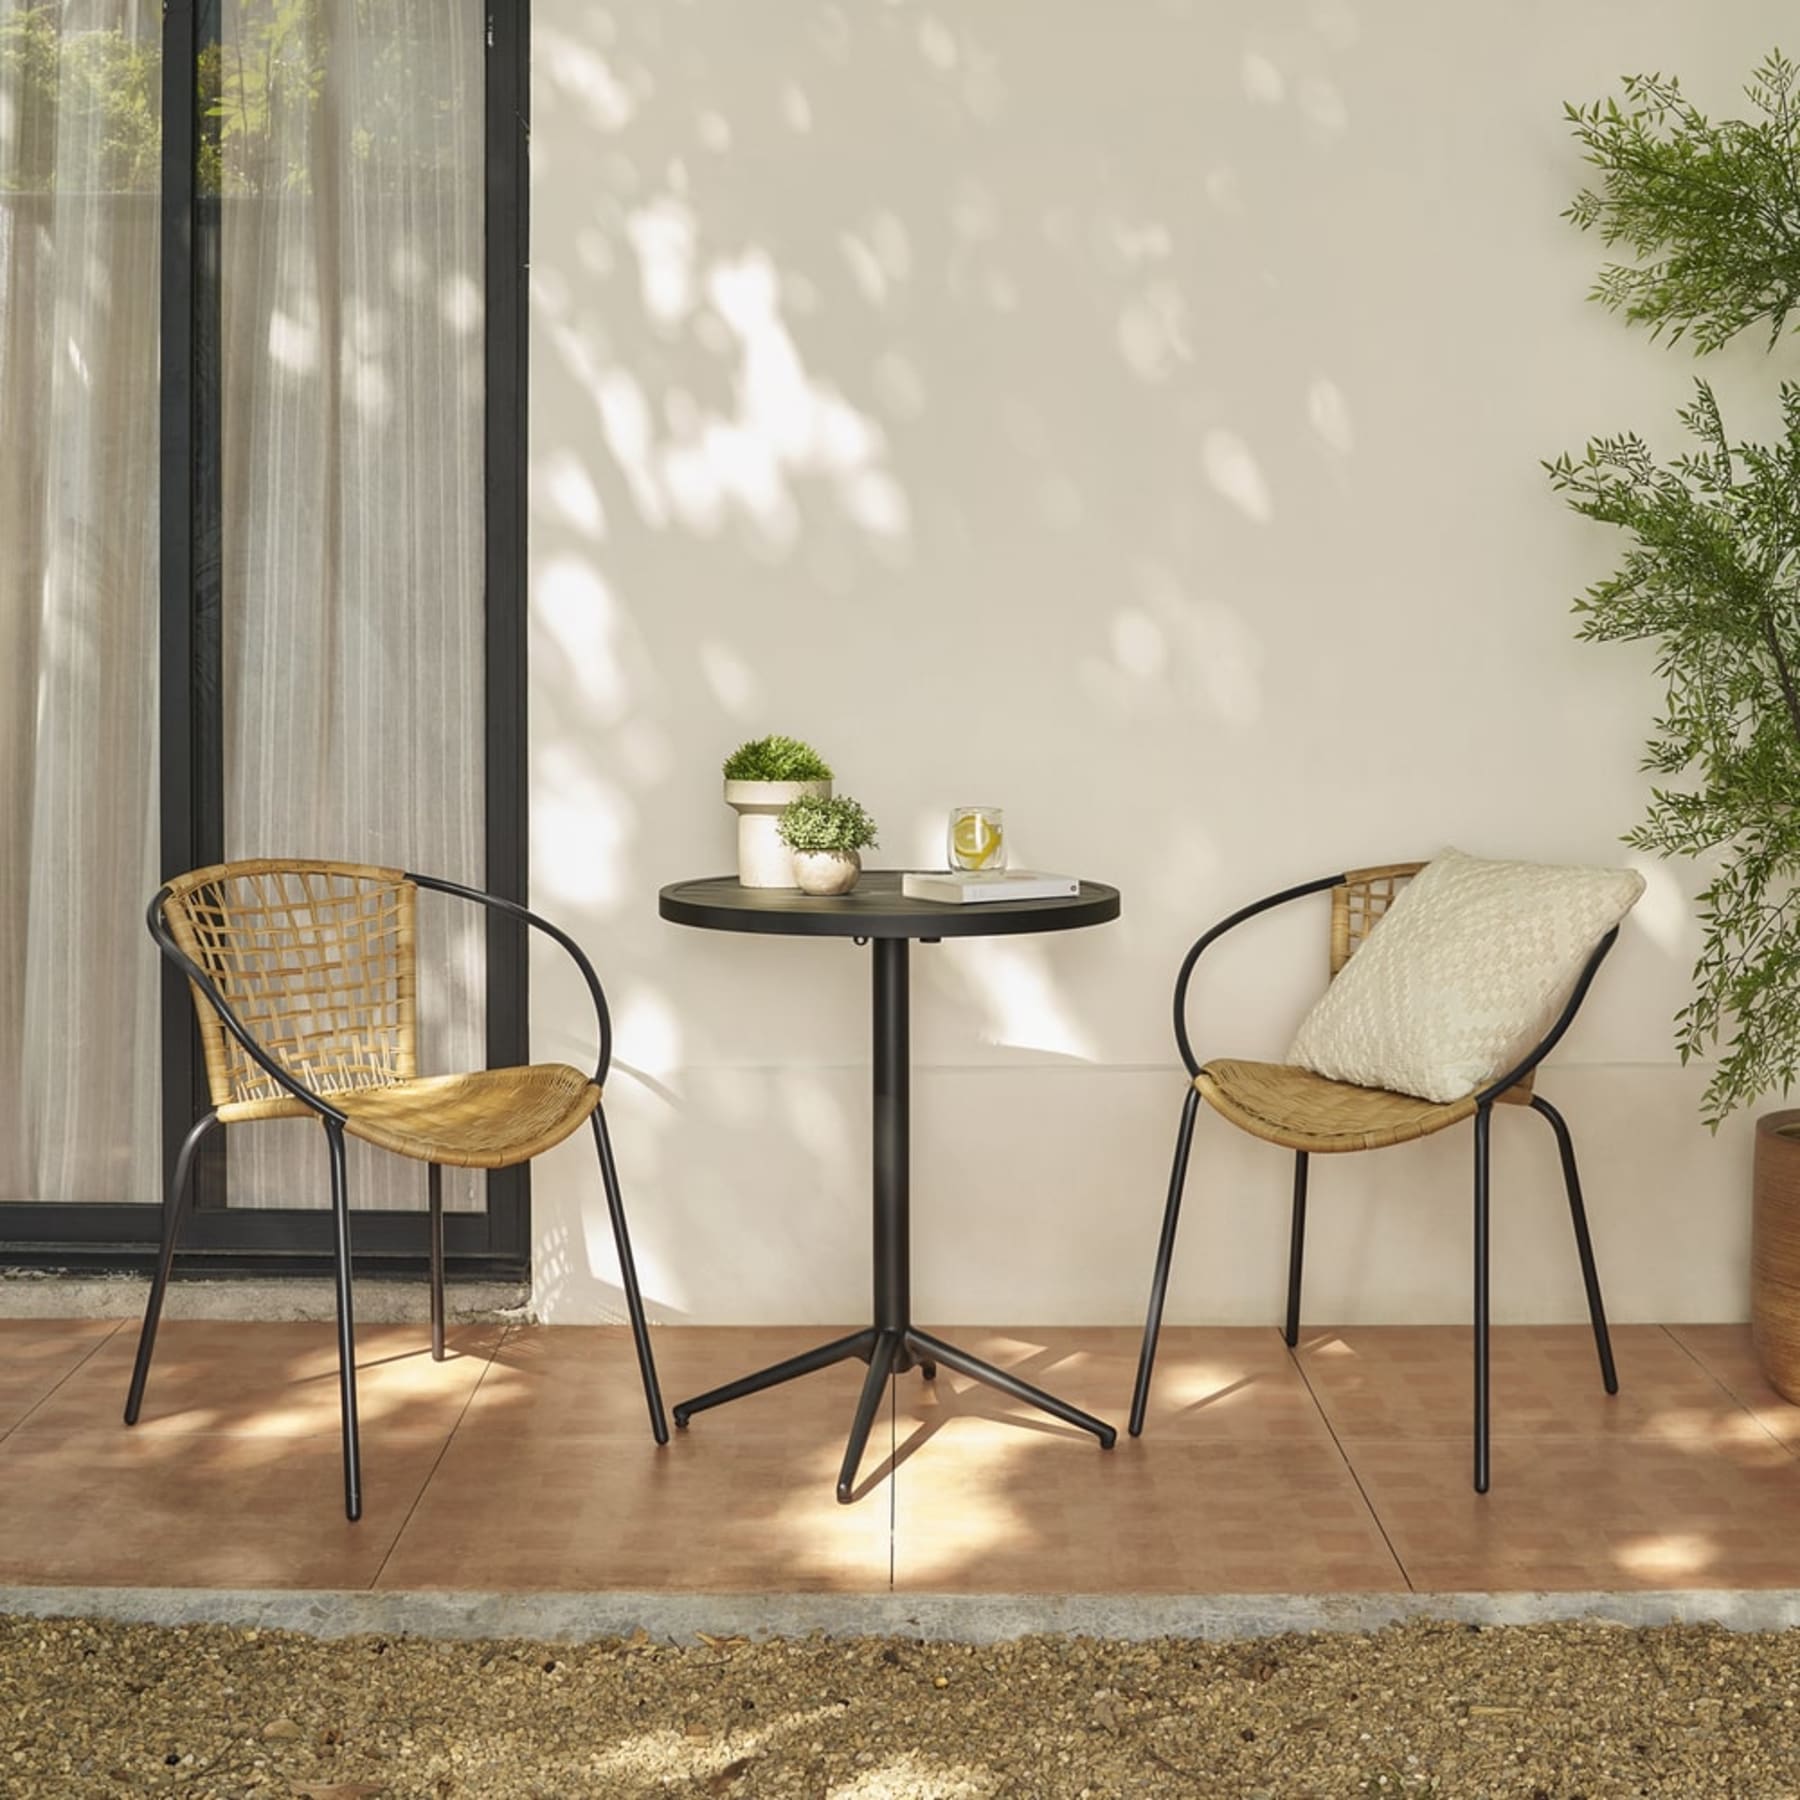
[1129,861,1621,1493]
[132,859,665,1519]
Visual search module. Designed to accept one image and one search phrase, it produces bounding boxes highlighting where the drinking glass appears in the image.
[947,806,1006,871]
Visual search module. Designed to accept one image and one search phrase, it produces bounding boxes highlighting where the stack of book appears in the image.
[901,870,1079,904]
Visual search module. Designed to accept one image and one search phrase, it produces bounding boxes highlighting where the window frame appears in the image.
[0,0,531,1280]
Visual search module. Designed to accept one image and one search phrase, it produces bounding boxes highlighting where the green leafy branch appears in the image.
[1557,49,1800,1123]
[1564,51,1800,351]
[1549,384,1800,1119]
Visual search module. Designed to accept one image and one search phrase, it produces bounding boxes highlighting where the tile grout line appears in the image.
[1282,1333,1415,1595]
[1657,1324,1800,1462]
[367,1324,511,1594]
[0,1320,128,1450]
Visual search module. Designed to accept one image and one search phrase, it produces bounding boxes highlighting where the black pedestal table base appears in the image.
[658,893,1123,1506]
[673,1321,1116,1505]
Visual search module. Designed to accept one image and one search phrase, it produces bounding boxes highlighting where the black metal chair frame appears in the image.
[1128,869,1621,1493]
[131,869,666,1521]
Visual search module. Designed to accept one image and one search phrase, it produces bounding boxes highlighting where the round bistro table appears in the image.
[659,870,1123,1502]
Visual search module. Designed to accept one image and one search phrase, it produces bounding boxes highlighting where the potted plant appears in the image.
[722,735,833,888]
[776,794,879,896]
[1549,52,1800,1394]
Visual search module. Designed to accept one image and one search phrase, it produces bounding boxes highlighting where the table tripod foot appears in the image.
[837,1330,901,1504]
[906,1328,1117,1449]
[673,1329,876,1430]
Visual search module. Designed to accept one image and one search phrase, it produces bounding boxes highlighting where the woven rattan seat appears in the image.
[1131,858,1626,1496]
[1198,1060,1469,1153]
[217,1064,602,1168]
[136,857,667,1521]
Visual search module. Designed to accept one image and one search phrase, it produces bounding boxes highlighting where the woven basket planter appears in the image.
[1752,1109,1800,1402]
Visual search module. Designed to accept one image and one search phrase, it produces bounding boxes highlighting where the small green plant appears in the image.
[721,735,833,783]
[777,794,878,855]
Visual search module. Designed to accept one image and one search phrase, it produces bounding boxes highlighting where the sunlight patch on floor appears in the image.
[1612,1533,1717,1580]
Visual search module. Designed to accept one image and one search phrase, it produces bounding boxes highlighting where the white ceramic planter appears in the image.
[792,849,862,896]
[724,778,831,888]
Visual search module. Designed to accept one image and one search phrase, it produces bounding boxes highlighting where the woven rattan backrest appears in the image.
[1329,862,1426,979]
[160,860,418,1110]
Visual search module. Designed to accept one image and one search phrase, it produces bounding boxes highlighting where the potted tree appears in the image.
[1549,52,1800,1394]
[722,735,833,888]
[776,795,879,896]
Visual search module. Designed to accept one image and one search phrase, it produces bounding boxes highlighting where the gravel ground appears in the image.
[3,1614,1799,1797]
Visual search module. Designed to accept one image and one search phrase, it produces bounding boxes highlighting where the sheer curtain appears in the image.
[218,0,488,1212]
[0,2,162,1206]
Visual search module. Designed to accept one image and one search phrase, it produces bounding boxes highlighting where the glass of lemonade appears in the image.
[947,806,1006,872]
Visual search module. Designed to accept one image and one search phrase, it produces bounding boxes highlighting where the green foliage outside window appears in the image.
[0,1,468,198]
[196,0,325,197]
[0,5,159,193]
[1550,51,1800,1123]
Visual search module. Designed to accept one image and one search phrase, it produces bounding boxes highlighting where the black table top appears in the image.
[659,871,1121,940]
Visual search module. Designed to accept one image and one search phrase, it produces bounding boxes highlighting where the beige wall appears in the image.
[526,1,1788,1325]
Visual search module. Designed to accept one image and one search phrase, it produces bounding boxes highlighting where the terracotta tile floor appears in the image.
[0,1318,1796,1595]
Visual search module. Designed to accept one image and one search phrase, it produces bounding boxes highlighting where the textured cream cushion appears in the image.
[1288,849,1644,1104]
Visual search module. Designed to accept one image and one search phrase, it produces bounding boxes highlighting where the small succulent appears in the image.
[776,794,879,855]
[722,735,833,783]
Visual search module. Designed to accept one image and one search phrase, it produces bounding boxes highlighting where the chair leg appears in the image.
[1284,1150,1309,1348]
[1129,1088,1200,1438]
[124,1111,218,1426]
[1473,1104,1492,1496]
[427,1162,446,1362]
[326,1121,363,1523]
[1531,1094,1618,1396]
[592,1106,669,1446]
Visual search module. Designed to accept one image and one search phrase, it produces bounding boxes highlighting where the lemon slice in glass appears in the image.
[952,812,1002,869]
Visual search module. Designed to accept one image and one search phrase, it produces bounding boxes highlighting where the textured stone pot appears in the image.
[724,778,831,888]
[792,849,861,896]
[1752,1109,1800,1402]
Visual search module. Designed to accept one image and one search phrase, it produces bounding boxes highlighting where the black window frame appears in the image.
[0,0,531,1280]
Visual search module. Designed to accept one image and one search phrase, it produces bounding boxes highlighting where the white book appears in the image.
[902,870,1080,904]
